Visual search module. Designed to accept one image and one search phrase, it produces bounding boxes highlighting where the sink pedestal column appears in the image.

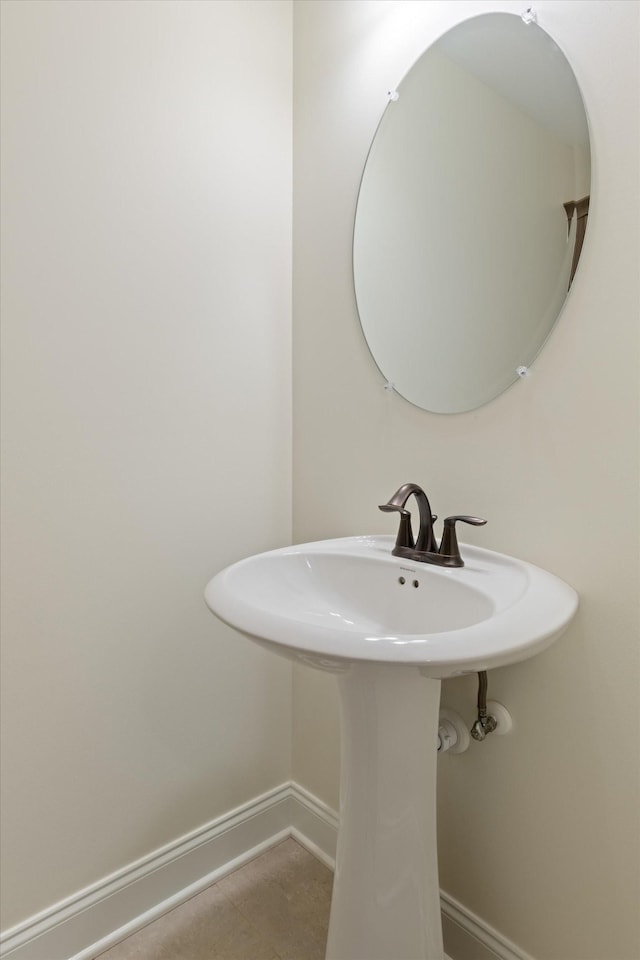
[325,663,444,960]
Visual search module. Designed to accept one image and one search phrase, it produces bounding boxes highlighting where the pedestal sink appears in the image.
[204,535,578,960]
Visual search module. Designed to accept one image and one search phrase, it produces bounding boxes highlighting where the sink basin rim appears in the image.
[204,535,578,675]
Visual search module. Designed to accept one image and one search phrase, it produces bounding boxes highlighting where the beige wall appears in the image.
[0,0,292,929]
[293,1,639,958]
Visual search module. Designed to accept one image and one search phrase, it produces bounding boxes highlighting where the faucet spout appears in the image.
[378,482,438,555]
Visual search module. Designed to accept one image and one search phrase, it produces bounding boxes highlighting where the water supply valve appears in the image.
[437,708,470,753]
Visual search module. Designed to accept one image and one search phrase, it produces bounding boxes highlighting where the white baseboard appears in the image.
[440,892,534,960]
[287,780,339,869]
[0,784,295,960]
[0,781,532,960]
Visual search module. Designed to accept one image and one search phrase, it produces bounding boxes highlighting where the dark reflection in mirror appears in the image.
[563,195,590,287]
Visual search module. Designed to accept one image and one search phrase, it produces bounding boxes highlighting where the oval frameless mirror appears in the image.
[353,12,590,414]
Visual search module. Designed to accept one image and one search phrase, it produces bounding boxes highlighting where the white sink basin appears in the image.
[204,534,577,678]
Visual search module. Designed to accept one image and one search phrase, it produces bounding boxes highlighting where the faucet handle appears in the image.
[378,503,415,549]
[439,516,487,567]
[443,515,487,526]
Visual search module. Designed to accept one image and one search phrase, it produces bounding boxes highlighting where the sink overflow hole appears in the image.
[398,576,420,588]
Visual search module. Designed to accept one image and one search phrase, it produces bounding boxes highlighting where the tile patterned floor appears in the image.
[97,838,333,960]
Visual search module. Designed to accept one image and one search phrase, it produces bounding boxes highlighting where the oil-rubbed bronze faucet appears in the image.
[379,482,486,568]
